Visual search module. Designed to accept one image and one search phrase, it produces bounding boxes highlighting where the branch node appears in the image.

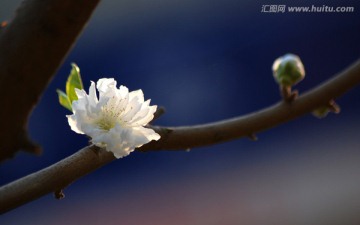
[54,189,65,200]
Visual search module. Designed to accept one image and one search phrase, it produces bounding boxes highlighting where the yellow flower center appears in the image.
[96,117,116,131]
[95,99,125,131]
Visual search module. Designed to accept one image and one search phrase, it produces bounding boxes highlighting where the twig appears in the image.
[280,85,298,102]
[0,0,100,161]
[150,106,166,123]
[1,59,359,214]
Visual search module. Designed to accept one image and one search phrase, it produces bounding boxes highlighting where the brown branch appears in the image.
[0,145,113,214]
[0,0,100,161]
[1,59,360,214]
[144,59,360,150]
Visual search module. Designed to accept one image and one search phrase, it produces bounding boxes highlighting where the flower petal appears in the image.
[66,114,84,134]
[122,96,143,124]
[130,104,157,126]
[97,78,117,99]
[129,89,144,103]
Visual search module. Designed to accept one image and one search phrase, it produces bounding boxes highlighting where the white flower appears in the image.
[67,78,160,158]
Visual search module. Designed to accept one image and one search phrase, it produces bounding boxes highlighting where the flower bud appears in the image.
[272,54,305,86]
[312,106,330,119]
[312,100,340,119]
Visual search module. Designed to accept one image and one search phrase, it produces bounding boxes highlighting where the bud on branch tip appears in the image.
[272,53,305,102]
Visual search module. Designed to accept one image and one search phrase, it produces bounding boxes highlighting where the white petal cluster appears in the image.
[67,78,160,158]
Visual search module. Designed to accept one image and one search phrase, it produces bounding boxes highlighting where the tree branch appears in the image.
[144,58,360,150]
[0,0,100,161]
[1,59,359,214]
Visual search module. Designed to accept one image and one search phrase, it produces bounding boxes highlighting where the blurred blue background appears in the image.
[1,0,360,224]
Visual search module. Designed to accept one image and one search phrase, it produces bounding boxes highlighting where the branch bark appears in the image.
[0,0,100,161]
[1,59,360,214]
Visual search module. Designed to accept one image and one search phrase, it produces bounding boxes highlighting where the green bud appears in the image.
[272,54,305,86]
[312,100,340,119]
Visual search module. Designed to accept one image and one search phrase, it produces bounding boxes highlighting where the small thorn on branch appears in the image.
[54,189,65,200]
[280,85,298,103]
